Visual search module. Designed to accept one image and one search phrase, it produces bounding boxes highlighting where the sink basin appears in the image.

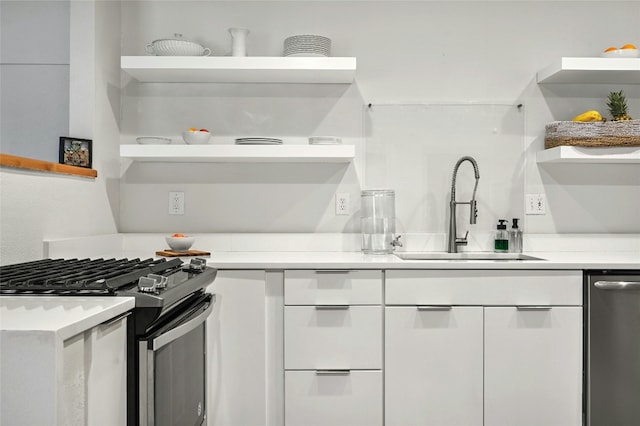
[395,252,545,261]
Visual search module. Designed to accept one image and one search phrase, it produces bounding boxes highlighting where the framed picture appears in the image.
[59,137,92,168]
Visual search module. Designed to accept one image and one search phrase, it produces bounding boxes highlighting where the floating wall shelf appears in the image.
[120,144,356,163]
[121,56,357,84]
[537,57,640,84]
[536,146,640,164]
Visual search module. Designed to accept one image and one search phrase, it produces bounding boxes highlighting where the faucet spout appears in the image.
[447,156,480,253]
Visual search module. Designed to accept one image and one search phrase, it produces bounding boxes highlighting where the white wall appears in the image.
[1,1,639,265]
[119,1,640,238]
[0,0,122,265]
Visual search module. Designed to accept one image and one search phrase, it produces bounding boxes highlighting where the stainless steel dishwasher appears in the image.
[586,270,640,426]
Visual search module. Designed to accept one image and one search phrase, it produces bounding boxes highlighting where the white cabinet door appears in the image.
[484,307,583,426]
[385,306,484,426]
[206,270,284,426]
[285,270,382,305]
[285,370,382,426]
[87,314,128,426]
[284,305,382,370]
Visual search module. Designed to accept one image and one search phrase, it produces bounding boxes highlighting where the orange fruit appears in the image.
[621,44,637,50]
[604,47,618,52]
[172,233,185,238]
[188,127,198,132]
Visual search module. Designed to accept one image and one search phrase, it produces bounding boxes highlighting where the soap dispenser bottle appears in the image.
[510,218,523,253]
[494,219,509,253]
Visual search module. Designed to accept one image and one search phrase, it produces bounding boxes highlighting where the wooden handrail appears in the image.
[0,153,97,178]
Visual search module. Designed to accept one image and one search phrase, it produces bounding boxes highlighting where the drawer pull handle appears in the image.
[516,306,552,311]
[100,311,131,327]
[594,281,640,291]
[315,305,350,310]
[315,369,351,376]
[314,270,351,274]
[417,305,452,311]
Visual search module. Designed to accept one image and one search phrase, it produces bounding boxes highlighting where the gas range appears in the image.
[0,257,217,332]
[1,256,218,425]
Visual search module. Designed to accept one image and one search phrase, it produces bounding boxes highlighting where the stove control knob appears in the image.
[148,274,169,289]
[138,276,158,293]
[183,258,206,273]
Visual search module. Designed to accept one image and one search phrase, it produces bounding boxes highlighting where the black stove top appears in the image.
[0,257,217,309]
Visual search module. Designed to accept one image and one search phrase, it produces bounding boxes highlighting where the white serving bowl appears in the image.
[601,48,639,58]
[145,34,211,57]
[165,236,195,252]
[182,131,211,145]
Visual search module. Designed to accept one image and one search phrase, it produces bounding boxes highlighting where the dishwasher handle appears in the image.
[594,280,640,291]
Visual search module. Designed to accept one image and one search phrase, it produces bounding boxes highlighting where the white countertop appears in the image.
[95,249,639,270]
[201,250,639,270]
[0,296,134,340]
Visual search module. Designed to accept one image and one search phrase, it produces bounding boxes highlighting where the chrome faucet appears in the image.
[447,156,480,253]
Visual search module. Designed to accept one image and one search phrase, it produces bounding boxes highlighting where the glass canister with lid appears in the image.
[360,189,396,254]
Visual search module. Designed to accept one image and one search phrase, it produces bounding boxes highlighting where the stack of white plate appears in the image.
[309,136,342,145]
[284,35,331,57]
[235,137,283,145]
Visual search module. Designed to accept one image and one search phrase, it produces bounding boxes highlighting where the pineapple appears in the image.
[607,90,633,121]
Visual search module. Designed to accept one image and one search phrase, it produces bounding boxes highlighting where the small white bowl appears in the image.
[601,48,639,58]
[165,236,195,252]
[182,131,211,145]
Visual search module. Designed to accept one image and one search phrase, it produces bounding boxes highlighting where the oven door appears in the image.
[139,292,214,426]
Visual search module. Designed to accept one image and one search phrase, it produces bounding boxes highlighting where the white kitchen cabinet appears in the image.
[61,314,128,425]
[85,313,129,425]
[284,305,382,370]
[285,370,382,426]
[206,270,284,426]
[62,313,129,425]
[484,306,583,426]
[385,306,483,426]
[284,270,383,426]
[385,270,583,426]
[284,270,382,305]
[0,305,130,426]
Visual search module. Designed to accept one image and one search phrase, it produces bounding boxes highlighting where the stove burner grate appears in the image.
[0,257,183,295]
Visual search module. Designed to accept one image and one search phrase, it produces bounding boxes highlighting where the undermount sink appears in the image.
[395,252,545,261]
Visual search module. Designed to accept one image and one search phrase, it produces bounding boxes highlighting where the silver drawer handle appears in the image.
[516,306,552,311]
[100,311,131,327]
[315,369,351,376]
[417,305,452,311]
[315,305,350,310]
[314,270,351,274]
[594,281,640,291]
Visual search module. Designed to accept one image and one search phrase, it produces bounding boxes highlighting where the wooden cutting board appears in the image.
[156,249,211,257]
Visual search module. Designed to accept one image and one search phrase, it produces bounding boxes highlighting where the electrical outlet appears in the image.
[169,191,185,215]
[525,193,546,215]
[335,193,350,215]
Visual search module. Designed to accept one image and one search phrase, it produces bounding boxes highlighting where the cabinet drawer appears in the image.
[386,270,582,306]
[285,370,382,426]
[285,270,382,305]
[285,306,382,369]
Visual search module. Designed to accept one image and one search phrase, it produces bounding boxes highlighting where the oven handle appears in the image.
[594,280,640,291]
[150,297,214,350]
